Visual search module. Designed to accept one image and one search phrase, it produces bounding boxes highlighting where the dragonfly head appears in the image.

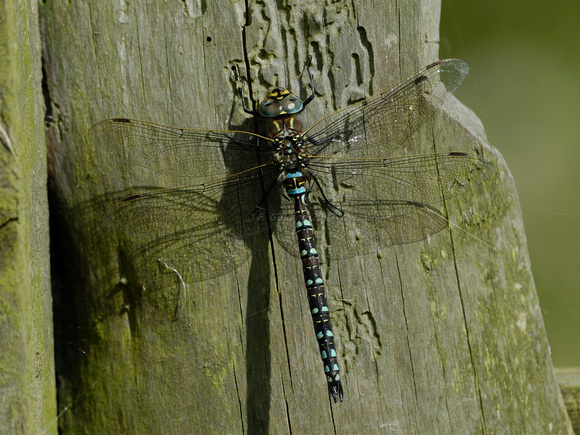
[258,87,304,118]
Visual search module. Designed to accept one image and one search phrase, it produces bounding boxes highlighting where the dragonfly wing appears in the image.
[102,163,290,281]
[103,163,286,239]
[311,200,450,256]
[304,59,469,158]
[91,118,274,183]
[309,152,493,207]
[296,152,493,258]
[272,194,451,261]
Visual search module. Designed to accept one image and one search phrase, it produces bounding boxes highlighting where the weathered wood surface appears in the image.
[557,368,580,433]
[0,0,56,433]
[41,0,572,433]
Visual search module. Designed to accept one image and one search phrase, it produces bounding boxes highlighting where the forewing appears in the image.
[304,59,469,158]
[90,118,274,183]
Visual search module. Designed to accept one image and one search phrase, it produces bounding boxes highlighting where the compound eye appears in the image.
[259,100,283,117]
[282,96,303,114]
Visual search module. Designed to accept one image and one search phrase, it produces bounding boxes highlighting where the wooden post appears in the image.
[0,0,56,433]
[42,0,573,432]
[557,368,580,432]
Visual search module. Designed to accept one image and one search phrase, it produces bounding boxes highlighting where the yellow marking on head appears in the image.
[267,88,290,100]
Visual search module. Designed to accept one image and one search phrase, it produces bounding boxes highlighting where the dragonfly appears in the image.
[92,58,493,403]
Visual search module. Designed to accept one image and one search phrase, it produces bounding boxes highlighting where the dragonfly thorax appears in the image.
[274,136,309,172]
[268,116,309,172]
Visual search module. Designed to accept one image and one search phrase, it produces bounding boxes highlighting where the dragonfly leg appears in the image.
[301,59,316,108]
[307,170,345,216]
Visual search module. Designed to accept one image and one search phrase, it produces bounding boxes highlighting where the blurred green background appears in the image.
[440,1,580,367]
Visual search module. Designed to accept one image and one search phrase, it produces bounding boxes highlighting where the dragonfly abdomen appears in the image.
[284,173,344,403]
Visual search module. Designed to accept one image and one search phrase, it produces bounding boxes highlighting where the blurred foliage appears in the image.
[441,1,580,366]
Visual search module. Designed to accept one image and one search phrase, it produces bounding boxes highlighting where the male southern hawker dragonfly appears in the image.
[92,59,493,403]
